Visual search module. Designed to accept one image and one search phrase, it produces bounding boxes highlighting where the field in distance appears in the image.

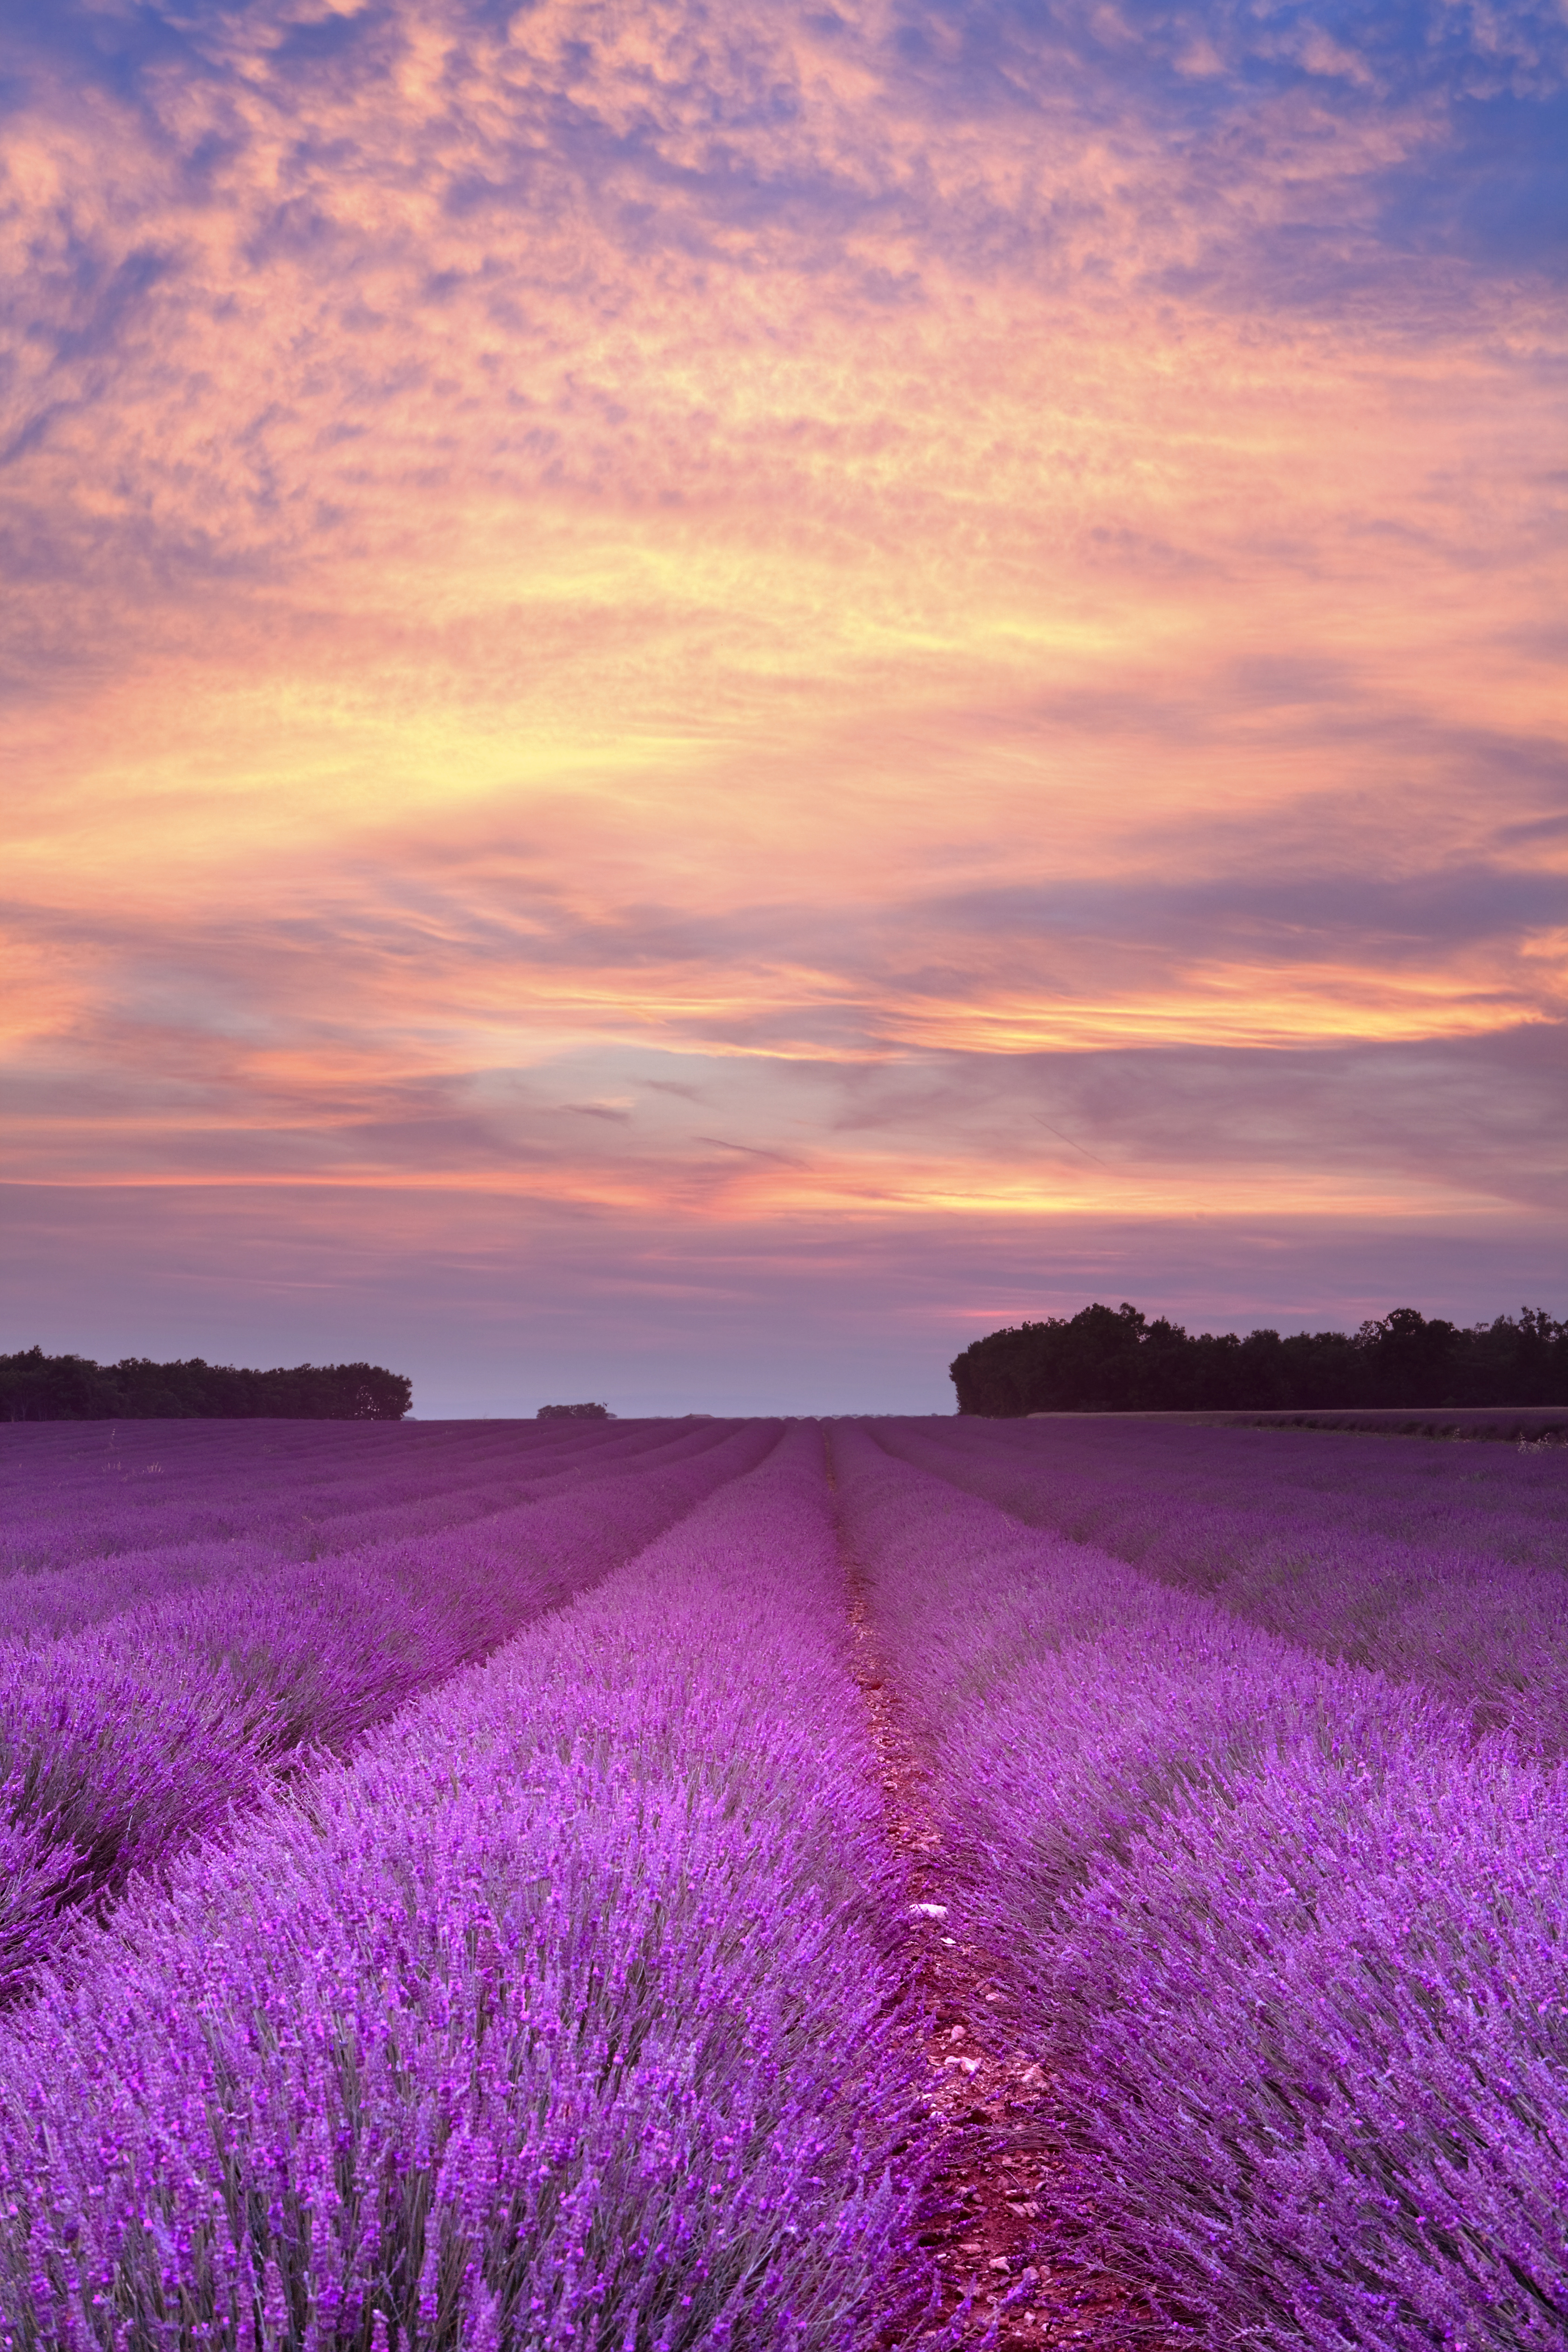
[0,1412,1564,2351]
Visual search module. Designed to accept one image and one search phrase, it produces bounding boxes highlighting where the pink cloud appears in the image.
[2,0,1562,1398]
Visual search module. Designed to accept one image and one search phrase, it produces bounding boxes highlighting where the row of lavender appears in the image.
[0,1420,753,1638]
[883,1413,1568,1754]
[0,1416,682,1579]
[835,1424,1568,2350]
[0,1419,779,1999]
[0,1429,923,2349]
[5,1411,1564,2347]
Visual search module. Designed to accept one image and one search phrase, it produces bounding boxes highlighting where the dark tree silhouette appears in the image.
[0,1349,412,1421]
[950,1304,1567,1416]
[536,1401,615,1420]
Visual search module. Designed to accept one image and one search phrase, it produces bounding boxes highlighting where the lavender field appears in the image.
[0,1417,1564,2351]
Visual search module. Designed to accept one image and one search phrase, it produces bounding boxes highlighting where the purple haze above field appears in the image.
[2,0,1564,1415]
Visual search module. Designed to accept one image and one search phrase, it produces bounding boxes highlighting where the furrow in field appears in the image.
[832,1424,1568,2352]
[0,1420,781,2002]
[0,1426,922,2352]
[827,1431,1166,2352]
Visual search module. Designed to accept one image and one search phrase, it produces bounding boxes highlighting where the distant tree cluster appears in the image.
[0,1348,412,1422]
[536,1401,616,1420]
[950,1303,1568,1418]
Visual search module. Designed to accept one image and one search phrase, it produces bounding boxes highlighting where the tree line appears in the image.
[0,1349,412,1421]
[950,1303,1568,1418]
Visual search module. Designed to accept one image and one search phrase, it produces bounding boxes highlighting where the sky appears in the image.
[3,0,1564,1417]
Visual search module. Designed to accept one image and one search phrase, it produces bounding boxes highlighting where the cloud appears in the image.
[2,1176,1560,1415]
[912,862,1567,983]
[1,0,1562,1393]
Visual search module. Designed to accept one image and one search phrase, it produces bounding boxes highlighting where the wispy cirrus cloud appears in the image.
[2,0,1562,1401]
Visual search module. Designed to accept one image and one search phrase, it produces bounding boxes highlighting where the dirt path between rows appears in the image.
[829,1436,1179,2352]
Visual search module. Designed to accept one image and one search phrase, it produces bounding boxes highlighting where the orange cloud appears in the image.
[2,0,1563,1398]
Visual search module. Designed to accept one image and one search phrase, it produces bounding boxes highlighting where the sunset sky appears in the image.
[4,0,1564,1415]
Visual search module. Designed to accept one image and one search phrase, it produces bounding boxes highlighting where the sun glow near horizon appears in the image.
[2,0,1563,1404]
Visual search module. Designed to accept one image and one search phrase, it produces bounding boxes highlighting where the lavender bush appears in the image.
[7,1405,1563,2347]
[833,1425,1568,2349]
[0,1420,779,1997]
[0,1428,922,2351]
[878,1415,1568,1753]
[0,1422,751,1637]
[0,1418,726,1580]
